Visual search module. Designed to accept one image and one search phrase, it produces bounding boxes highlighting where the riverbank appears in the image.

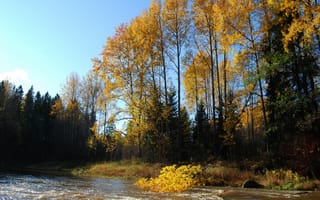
[1,161,82,176]
[0,160,163,179]
[2,160,320,191]
[66,160,320,191]
[71,160,163,179]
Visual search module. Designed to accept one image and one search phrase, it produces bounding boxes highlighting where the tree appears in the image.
[142,89,169,162]
[0,81,23,159]
[80,70,103,132]
[61,72,81,105]
[150,0,169,104]
[222,0,268,130]
[164,89,192,162]
[192,102,212,161]
[21,86,35,152]
[183,51,211,113]
[193,0,225,127]
[163,0,191,117]
[50,95,65,153]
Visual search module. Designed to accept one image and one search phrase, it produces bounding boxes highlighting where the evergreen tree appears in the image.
[178,107,192,161]
[20,86,35,158]
[166,89,192,162]
[142,89,169,162]
[192,102,212,161]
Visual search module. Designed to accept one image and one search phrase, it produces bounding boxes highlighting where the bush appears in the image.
[135,164,203,193]
[264,169,307,190]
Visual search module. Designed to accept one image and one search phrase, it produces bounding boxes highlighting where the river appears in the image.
[0,172,319,199]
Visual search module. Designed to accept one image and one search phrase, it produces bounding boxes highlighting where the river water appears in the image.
[0,172,319,199]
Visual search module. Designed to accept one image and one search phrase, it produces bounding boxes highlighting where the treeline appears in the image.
[1,0,319,177]
[0,71,126,161]
[0,81,89,161]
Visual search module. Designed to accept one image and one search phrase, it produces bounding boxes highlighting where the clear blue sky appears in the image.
[0,0,150,96]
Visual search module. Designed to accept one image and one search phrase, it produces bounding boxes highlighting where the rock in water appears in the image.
[242,180,264,188]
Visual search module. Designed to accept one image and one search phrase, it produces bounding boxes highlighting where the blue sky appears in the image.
[0,0,150,95]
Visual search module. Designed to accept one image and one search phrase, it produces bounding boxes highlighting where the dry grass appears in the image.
[72,160,163,179]
[300,179,320,190]
[203,164,256,187]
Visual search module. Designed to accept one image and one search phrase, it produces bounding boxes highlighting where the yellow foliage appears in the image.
[135,164,203,193]
[266,0,320,52]
[183,51,210,112]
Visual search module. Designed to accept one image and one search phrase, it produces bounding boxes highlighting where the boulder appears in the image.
[242,180,264,188]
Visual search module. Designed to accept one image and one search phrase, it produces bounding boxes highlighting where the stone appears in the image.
[242,180,264,188]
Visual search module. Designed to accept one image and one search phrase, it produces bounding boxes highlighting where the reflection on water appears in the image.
[0,172,319,199]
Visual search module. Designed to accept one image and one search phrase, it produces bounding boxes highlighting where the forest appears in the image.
[1,0,319,178]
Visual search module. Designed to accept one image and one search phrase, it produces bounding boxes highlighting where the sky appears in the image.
[0,0,151,96]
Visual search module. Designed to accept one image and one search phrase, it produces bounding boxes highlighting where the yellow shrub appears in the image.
[135,164,202,193]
